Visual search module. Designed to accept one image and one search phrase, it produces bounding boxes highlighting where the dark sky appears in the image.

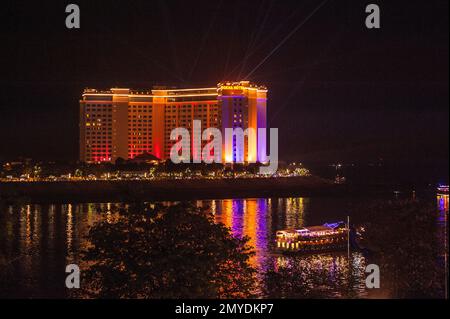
[0,0,448,164]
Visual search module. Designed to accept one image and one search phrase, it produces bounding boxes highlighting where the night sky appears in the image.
[0,0,448,166]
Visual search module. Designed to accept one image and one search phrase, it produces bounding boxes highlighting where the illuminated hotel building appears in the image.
[79,81,267,163]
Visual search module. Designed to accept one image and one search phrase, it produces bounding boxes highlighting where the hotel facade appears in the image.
[79,81,267,163]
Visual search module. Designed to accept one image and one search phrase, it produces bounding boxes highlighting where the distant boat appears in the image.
[334,175,346,184]
[437,185,449,195]
[275,222,349,254]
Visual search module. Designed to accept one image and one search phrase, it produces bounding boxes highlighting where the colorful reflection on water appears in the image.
[201,198,369,297]
[207,198,309,269]
[436,193,448,300]
[437,194,449,214]
[0,203,118,298]
[0,194,446,298]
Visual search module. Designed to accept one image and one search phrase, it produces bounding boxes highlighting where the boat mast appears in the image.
[347,215,350,261]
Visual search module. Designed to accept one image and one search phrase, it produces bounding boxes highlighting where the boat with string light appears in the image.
[275,222,349,253]
[437,184,449,195]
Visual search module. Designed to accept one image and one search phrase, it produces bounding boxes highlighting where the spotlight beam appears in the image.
[244,0,329,80]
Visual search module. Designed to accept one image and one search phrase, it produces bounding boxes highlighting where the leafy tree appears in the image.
[79,202,256,298]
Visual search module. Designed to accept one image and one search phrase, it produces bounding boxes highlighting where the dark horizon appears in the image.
[0,0,448,165]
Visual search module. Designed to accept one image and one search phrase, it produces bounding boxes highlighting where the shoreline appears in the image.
[1,176,336,204]
[0,176,420,204]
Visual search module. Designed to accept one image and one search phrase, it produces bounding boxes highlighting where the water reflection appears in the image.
[208,198,309,269]
[0,195,446,298]
[437,194,449,214]
[0,203,121,298]
[436,193,448,299]
[204,197,368,297]
[273,252,368,298]
[209,199,270,269]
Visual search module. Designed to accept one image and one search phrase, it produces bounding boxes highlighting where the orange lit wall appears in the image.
[79,83,266,163]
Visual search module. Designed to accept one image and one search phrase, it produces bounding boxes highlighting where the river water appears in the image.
[0,193,447,298]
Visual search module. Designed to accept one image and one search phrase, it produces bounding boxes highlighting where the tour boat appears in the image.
[275,222,348,254]
[437,185,449,195]
[334,175,346,184]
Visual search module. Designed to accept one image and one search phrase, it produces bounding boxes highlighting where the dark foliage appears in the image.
[79,202,256,298]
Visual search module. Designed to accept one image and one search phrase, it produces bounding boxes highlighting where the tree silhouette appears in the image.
[80,202,256,298]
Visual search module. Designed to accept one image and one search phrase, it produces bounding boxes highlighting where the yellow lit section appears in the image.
[220,200,234,229]
[220,85,245,91]
[224,137,233,163]
[247,129,257,162]
[247,86,258,163]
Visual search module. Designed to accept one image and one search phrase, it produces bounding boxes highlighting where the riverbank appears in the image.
[1,175,428,204]
[0,176,348,203]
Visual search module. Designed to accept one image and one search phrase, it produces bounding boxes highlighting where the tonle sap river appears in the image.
[0,194,448,298]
